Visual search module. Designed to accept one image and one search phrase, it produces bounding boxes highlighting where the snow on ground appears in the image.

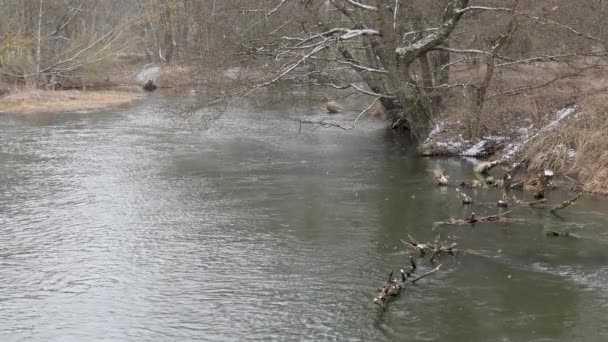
[500,105,577,161]
[461,140,487,156]
[420,105,577,160]
[136,64,161,81]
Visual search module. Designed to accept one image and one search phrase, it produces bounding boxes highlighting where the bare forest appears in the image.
[2,0,608,191]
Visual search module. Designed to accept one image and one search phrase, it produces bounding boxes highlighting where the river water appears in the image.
[1,92,608,341]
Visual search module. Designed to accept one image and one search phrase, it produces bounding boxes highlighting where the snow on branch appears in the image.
[396,0,469,61]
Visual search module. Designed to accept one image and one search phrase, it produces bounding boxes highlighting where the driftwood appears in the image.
[326,100,343,113]
[373,257,442,309]
[550,193,582,213]
[434,210,513,226]
[433,167,449,186]
[373,271,402,308]
[474,160,503,174]
[400,235,459,262]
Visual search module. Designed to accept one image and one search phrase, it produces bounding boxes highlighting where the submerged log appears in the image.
[373,257,441,309]
[545,230,575,238]
[434,210,512,226]
[550,193,582,213]
[516,198,547,207]
[326,100,344,113]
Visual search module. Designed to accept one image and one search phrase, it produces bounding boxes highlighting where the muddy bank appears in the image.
[0,89,144,114]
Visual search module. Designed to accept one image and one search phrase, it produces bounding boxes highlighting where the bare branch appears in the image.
[396,0,470,61]
[458,6,599,41]
[50,0,86,37]
[344,0,377,11]
[485,73,581,100]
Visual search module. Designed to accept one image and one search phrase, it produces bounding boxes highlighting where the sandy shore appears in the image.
[0,89,144,114]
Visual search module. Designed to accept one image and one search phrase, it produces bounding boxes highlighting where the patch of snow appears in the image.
[461,140,487,156]
[501,105,577,161]
[568,149,577,159]
[482,135,508,141]
[429,122,443,137]
[448,140,463,149]
[502,142,523,161]
[544,169,554,177]
[543,106,576,131]
[136,64,161,81]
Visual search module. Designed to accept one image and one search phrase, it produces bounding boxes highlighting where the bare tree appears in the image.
[244,0,605,140]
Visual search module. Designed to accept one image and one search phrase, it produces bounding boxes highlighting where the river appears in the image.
[1,92,608,341]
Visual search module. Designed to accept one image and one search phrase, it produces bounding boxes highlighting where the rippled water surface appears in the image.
[1,93,608,341]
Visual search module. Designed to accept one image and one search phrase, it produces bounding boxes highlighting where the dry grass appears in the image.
[428,57,608,194]
[522,92,608,194]
[440,58,608,138]
[0,88,144,114]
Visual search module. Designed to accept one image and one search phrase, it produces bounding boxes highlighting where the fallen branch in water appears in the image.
[474,160,503,174]
[400,235,458,262]
[373,271,402,308]
[297,118,350,131]
[297,97,381,132]
[515,197,547,207]
[545,230,577,238]
[373,257,442,309]
[434,210,512,226]
[411,264,442,283]
[550,193,582,213]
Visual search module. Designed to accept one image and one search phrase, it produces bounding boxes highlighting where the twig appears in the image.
[550,193,582,213]
[412,264,442,283]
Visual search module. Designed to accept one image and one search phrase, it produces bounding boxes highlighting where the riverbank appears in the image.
[0,89,144,114]
[418,93,608,195]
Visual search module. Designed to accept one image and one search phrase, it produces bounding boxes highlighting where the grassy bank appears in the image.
[0,89,144,114]
[418,62,608,195]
